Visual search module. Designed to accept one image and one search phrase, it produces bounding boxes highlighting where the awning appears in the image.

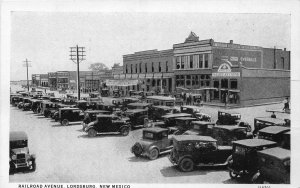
[105,79,138,87]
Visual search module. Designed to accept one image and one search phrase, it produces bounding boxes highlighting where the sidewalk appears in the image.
[203,101,282,109]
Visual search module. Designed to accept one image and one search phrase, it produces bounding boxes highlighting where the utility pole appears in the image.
[70,45,86,100]
[23,58,31,92]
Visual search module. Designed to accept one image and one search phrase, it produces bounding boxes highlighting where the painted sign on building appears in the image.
[212,61,240,77]
[106,79,138,87]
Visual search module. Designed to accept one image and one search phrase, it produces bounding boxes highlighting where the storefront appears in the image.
[106,79,139,97]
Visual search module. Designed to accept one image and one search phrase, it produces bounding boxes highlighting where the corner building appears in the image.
[173,32,290,106]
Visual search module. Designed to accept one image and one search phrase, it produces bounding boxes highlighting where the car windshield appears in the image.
[10,140,28,149]
[234,145,246,155]
[143,132,155,140]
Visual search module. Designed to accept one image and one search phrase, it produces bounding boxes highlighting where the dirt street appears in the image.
[9,98,288,183]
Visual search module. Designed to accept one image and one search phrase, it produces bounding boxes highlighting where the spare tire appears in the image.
[132,142,143,157]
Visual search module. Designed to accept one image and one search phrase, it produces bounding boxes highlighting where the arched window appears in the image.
[139,62,142,73]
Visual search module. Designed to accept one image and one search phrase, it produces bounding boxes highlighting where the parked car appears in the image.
[50,103,75,119]
[56,108,84,126]
[161,113,192,128]
[23,98,34,111]
[40,101,55,116]
[148,105,180,121]
[227,139,277,180]
[125,109,148,129]
[82,110,111,130]
[113,89,121,98]
[258,126,290,149]
[84,114,130,137]
[183,121,215,136]
[173,117,198,135]
[212,125,253,146]
[18,97,31,110]
[9,131,36,174]
[97,103,116,113]
[10,94,22,106]
[76,100,89,111]
[169,135,232,172]
[131,127,173,160]
[31,99,43,113]
[252,147,290,184]
[101,88,109,97]
[126,102,152,110]
[216,110,241,125]
[282,131,290,150]
[253,117,288,136]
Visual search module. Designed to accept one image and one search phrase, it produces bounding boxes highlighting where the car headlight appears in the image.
[11,155,17,160]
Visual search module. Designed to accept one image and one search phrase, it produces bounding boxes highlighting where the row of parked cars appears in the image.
[10,91,291,183]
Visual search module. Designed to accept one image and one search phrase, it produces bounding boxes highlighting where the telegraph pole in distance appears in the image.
[23,58,31,92]
[70,45,86,100]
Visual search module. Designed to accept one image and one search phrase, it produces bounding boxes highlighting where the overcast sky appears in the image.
[11,12,290,81]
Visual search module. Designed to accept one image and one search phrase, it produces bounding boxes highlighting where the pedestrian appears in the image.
[283,97,290,111]
[224,93,228,108]
[229,93,233,103]
[271,112,276,118]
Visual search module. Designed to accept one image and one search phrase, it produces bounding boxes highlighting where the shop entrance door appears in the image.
[213,80,219,100]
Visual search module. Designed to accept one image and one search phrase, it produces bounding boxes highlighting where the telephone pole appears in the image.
[70,45,86,100]
[23,58,31,92]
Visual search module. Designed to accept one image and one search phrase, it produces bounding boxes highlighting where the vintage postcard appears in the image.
[1,0,299,188]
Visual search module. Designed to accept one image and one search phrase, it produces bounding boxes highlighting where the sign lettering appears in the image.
[212,72,240,77]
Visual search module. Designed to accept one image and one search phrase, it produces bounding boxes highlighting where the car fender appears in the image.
[119,125,130,130]
[85,125,95,132]
[30,154,36,160]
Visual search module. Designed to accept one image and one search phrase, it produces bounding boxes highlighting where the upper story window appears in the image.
[190,55,193,69]
[126,65,128,73]
[281,57,285,69]
[131,64,133,73]
[166,61,168,72]
[145,63,147,73]
[159,62,161,72]
[135,64,137,73]
[181,56,185,69]
[152,62,154,72]
[176,57,180,69]
[204,54,209,68]
[139,62,142,73]
[199,54,203,68]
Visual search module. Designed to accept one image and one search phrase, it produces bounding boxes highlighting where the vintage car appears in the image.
[129,90,144,97]
[22,98,34,111]
[258,126,290,149]
[169,135,232,172]
[121,97,140,110]
[190,93,202,105]
[101,88,109,97]
[84,114,131,137]
[10,131,36,174]
[173,117,198,135]
[212,125,253,146]
[252,147,290,184]
[31,99,43,113]
[82,110,111,130]
[146,96,175,106]
[97,103,116,113]
[216,110,241,125]
[183,121,215,136]
[131,127,173,160]
[50,103,76,119]
[56,107,84,126]
[18,97,31,110]
[160,113,192,128]
[125,109,148,129]
[61,98,76,105]
[148,105,180,121]
[75,100,89,111]
[126,102,152,110]
[194,112,212,122]
[253,117,288,136]
[49,97,62,103]
[113,89,121,98]
[10,94,22,106]
[180,105,212,121]
[227,139,277,180]
[282,131,290,150]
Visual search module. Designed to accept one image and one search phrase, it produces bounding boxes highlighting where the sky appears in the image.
[10,12,290,81]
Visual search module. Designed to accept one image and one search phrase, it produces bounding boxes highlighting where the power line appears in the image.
[23,58,31,92]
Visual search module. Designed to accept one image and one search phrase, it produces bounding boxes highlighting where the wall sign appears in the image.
[213,61,240,77]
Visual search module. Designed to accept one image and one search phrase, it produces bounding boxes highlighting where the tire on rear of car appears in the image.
[62,119,69,126]
[120,126,129,136]
[179,157,194,172]
[132,143,143,157]
[88,128,97,137]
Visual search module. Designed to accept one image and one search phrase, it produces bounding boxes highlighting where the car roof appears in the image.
[126,109,148,113]
[191,121,215,125]
[85,110,110,113]
[175,117,198,120]
[255,117,286,124]
[284,131,290,135]
[76,100,87,103]
[146,95,175,101]
[162,113,192,118]
[10,131,28,141]
[259,126,290,135]
[218,109,240,114]
[257,147,290,161]
[153,105,172,109]
[96,114,117,118]
[143,127,169,133]
[173,135,217,142]
[127,102,151,106]
[181,105,202,109]
[233,139,277,148]
[59,107,80,110]
[213,125,246,130]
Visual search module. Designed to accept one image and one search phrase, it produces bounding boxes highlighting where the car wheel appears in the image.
[62,119,69,126]
[216,120,220,125]
[225,155,232,165]
[29,159,36,172]
[148,148,159,160]
[88,128,97,137]
[229,171,239,179]
[9,162,15,175]
[120,127,129,136]
[132,143,143,157]
[179,158,194,172]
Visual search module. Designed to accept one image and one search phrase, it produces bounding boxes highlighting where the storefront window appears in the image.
[221,79,228,88]
[230,79,238,89]
[195,75,199,85]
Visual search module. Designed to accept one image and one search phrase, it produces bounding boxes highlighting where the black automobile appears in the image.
[258,126,290,149]
[31,99,43,113]
[173,117,198,135]
[10,94,22,106]
[216,110,241,125]
[82,110,111,130]
[56,107,84,126]
[10,131,36,174]
[169,135,232,172]
[227,139,277,180]
[183,121,215,136]
[125,109,148,129]
[253,117,288,136]
[84,114,131,137]
[148,105,180,121]
[101,88,109,97]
